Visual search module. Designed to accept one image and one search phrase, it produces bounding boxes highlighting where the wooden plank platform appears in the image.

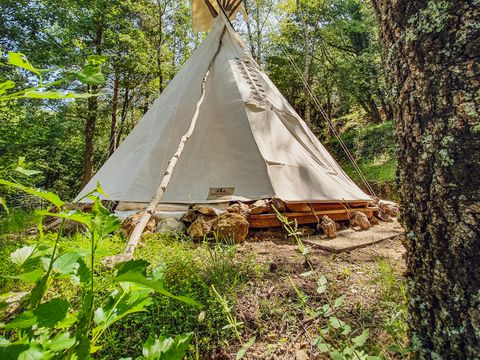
[248,207,378,228]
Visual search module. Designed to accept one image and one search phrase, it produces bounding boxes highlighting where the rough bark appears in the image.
[81,86,98,187]
[372,1,480,358]
[109,74,120,157]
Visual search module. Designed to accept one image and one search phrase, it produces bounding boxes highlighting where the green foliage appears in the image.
[0,52,106,102]
[291,272,381,360]
[0,181,196,360]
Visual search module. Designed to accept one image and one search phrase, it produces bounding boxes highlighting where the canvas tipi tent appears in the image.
[76,3,373,244]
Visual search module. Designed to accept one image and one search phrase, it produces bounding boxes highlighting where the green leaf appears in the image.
[8,53,40,75]
[0,341,29,360]
[0,80,15,96]
[236,336,256,360]
[333,295,345,308]
[341,324,352,335]
[36,210,92,229]
[22,90,95,99]
[114,271,202,308]
[34,298,69,328]
[0,197,8,214]
[0,180,64,208]
[10,246,36,266]
[318,274,328,286]
[52,252,81,275]
[352,329,369,348]
[329,316,345,329]
[116,259,150,276]
[4,311,36,329]
[142,333,193,360]
[48,331,75,352]
[316,285,327,294]
[5,269,44,283]
[329,350,345,360]
[18,344,45,360]
[15,166,42,176]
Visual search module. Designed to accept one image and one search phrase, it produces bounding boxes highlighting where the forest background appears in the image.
[0,0,395,203]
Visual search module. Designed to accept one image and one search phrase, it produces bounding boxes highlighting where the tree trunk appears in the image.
[372,1,480,358]
[109,74,120,157]
[298,0,312,127]
[81,17,104,186]
[81,86,98,187]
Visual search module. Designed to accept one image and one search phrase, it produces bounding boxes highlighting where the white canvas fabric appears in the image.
[76,15,372,205]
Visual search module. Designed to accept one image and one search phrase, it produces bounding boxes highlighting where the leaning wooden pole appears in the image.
[123,26,227,257]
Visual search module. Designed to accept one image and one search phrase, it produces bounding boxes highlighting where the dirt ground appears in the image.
[222,220,407,359]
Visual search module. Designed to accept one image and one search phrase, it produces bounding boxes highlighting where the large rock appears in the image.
[378,200,400,217]
[156,218,186,236]
[248,199,270,215]
[122,212,156,236]
[320,215,337,239]
[226,202,250,216]
[351,211,371,230]
[215,212,249,243]
[187,215,216,239]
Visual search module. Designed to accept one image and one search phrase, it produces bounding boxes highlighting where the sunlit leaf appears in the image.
[0,179,64,207]
[333,295,345,308]
[116,259,149,276]
[8,53,40,75]
[0,341,29,360]
[48,332,75,352]
[142,333,193,360]
[5,269,44,283]
[15,167,42,176]
[36,210,92,229]
[114,271,202,308]
[352,329,369,348]
[22,90,95,99]
[0,197,8,214]
[0,80,15,96]
[10,246,36,266]
[18,344,45,360]
[4,311,36,329]
[329,316,345,329]
[236,336,256,360]
[51,252,81,275]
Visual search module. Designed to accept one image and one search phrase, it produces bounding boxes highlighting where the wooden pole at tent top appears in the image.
[114,26,227,261]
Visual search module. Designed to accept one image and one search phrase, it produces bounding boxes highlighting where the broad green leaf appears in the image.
[4,311,36,329]
[329,350,345,360]
[300,270,314,277]
[86,55,108,66]
[316,285,326,294]
[329,316,345,329]
[15,166,42,176]
[0,80,15,96]
[236,336,256,360]
[10,246,36,266]
[18,344,45,360]
[0,180,64,208]
[48,332,75,352]
[34,298,69,328]
[5,269,44,283]
[22,90,95,99]
[318,274,328,286]
[8,53,40,75]
[341,324,352,335]
[333,295,345,308]
[114,271,202,308]
[352,329,369,348]
[36,210,92,229]
[142,333,192,360]
[116,259,149,276]
[52,252,81,275]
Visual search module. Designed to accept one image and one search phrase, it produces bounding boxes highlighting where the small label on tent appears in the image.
[207,187,235,200]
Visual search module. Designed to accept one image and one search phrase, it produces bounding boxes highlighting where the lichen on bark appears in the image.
[371,0,480,358]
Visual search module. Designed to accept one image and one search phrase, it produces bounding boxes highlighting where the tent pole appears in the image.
[122,26,227,258]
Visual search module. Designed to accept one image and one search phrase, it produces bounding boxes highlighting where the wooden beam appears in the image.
[204,0,219,17]
[248,207,378,228]
[228,0,243,16]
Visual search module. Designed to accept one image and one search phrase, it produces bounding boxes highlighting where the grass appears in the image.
[327,121,398,198]
[0,209,38,236]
